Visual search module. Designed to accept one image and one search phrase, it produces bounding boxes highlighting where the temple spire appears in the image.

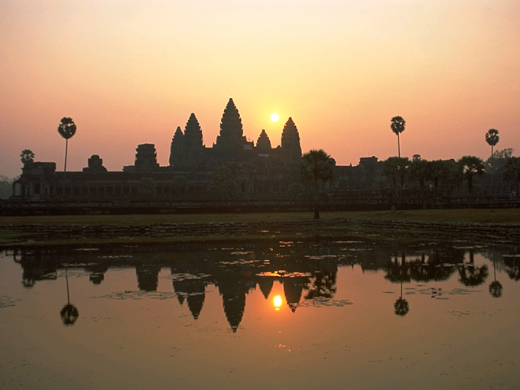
[256,129,272,152]
[184,113,203,149]
[169,126,184,167]
[281,117,302,160]
[215,98,246,149]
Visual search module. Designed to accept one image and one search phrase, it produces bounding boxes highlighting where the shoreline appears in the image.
[1,209,520,247]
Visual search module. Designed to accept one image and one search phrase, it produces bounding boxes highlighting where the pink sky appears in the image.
[1,0,519,179]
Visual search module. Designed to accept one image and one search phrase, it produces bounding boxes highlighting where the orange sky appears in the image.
[1,0,519,179]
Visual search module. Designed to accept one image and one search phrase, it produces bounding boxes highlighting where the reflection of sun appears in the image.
[273,295,282,310]
[270,113,279,122]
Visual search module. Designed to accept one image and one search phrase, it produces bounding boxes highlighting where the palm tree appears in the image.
[57,117,77,198]
[300,149,335,219]
[390,116,406,158]
[20,149,35,165]
[485,129,499,159]
[458,156,485,207]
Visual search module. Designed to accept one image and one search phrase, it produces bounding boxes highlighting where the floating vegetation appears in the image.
[299,297,353,308]
[218,259,261,265]
[166,273,211,281]
[0,295,21,308]
[95,290,194,301]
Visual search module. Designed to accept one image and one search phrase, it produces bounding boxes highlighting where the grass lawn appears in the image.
[1,208,519,226]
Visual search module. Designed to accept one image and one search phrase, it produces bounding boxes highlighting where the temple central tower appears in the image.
[214,98,249,150]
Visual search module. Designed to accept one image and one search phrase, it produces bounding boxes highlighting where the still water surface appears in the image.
[1,239,519,389]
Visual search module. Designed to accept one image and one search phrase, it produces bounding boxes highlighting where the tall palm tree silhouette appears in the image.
[57,117,77,198]
[458,156,485,208]
[60,268,79,326]
[300,149,335,219]
[485,129,499,159]
[390,116,406,158]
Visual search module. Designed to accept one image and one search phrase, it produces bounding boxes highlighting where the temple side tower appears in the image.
[182,113,204,168]
[281,117,302,160]
[184,113,203,149]
[169,126,184,167]
[135,144,159,171]
[256,129,272,153]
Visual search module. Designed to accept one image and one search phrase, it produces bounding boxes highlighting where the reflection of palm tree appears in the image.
[488,259,503,298]
[60,268,79,326]
[394,273,409,317]
[394,298,409,316]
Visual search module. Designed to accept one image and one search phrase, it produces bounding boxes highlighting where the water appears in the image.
[1,240,519,389]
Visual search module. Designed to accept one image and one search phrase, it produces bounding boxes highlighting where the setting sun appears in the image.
[270,113,279,122]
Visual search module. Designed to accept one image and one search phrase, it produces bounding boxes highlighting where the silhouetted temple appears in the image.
[8,97,518,212]
[12,98,327,204]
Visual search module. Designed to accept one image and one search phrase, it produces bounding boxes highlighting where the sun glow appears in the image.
[273,295,283,310]
[270,113,279,122]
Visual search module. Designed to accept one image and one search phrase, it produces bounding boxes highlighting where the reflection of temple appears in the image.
[284,277,306,312]
[11,241,507,332]
[136,266,160,291]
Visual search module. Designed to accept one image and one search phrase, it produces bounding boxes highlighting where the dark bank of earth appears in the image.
[1,217,519,248]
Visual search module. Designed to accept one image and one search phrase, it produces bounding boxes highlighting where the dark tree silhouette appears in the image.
[61,304,79,326]
[427,160,454,208]
[390,116,406,158]
[394,296,409,316]
[300,149,335,219]
[20,149,35,165]
[503,156,520,196]
[485,129,500,159]
[458,156,485,207]
[57,117,77,198]
[409,158,430,208]
[382,157,410,205]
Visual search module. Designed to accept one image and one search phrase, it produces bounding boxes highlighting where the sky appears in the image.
[1,0,519,179]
